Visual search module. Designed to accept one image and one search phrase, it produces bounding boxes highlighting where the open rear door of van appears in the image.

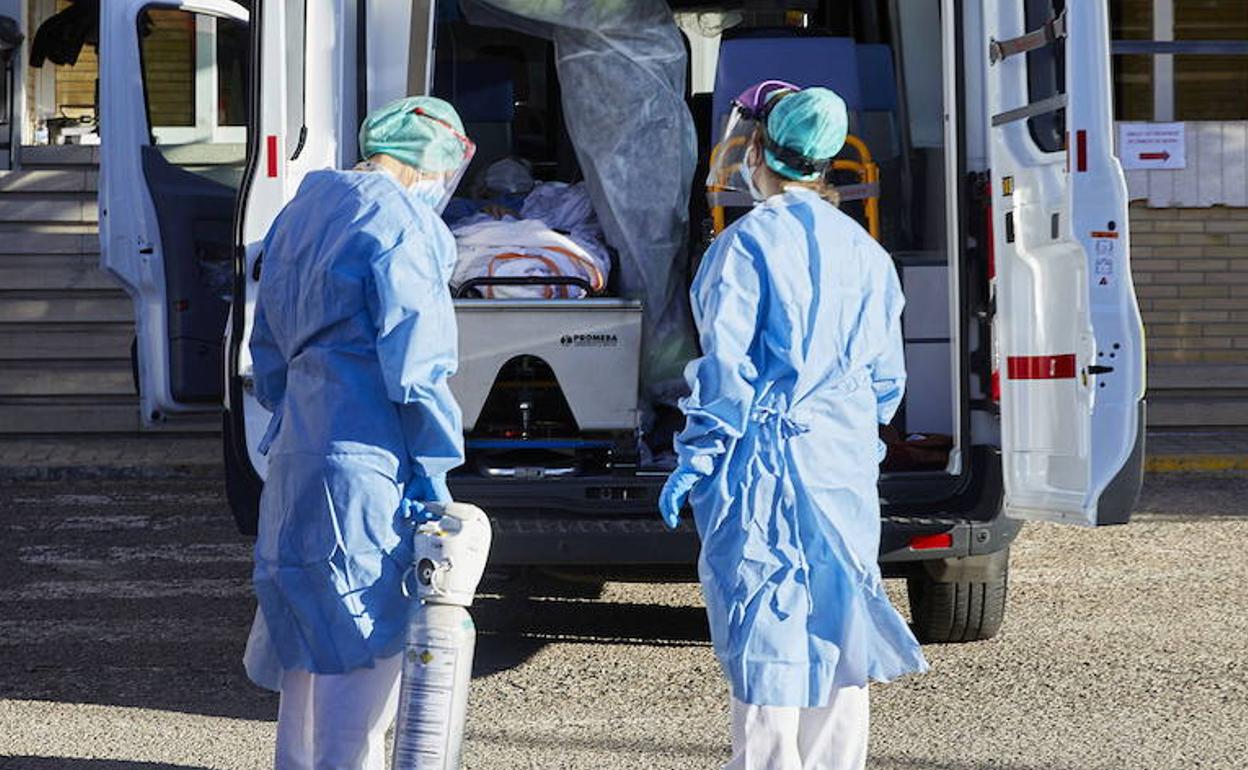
[98,0,250,423]
[984,1,1146,526]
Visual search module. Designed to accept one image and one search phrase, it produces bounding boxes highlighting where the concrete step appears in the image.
[0,194,98,225]
[0,254,120,291]
[0,323,133,361]
[0,230,98,255]
[0,360,136,397]
[1147,392,1248,428]
[17,145,100,168]
[0,397,221,434]
[0,398,145,433]
[0,168,98,194]
[1148,364,1248,391]
[0,291,132,324]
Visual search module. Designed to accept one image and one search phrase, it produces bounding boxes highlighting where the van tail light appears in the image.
[910,532,953,551]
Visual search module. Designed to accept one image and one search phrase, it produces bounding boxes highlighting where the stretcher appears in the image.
[449,275,643,466]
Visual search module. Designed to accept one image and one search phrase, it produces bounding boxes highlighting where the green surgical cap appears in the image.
[764,87,849,181]
[358,96,469,173]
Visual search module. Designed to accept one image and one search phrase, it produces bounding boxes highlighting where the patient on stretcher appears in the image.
[444,158,612,299]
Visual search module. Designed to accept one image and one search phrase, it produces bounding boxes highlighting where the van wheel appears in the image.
[907,549,1009,644]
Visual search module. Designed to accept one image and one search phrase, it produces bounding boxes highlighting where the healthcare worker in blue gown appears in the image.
[241,96,475,770]
[660,85,929,770]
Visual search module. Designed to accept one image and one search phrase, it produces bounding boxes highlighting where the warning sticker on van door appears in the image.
[1091,233,1116,287]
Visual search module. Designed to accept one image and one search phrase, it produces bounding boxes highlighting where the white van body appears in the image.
[99,0,1145,639]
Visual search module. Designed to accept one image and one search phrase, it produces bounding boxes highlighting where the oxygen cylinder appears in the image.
[392,502,492,770]
[392,603,476,769]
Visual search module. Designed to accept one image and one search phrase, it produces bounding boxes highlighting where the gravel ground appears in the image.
[0,472,1244,770]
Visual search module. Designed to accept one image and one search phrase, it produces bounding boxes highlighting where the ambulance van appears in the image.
[98,0,1146,643]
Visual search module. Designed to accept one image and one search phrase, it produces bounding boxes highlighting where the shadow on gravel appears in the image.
[874,759,1070,770]
[1,481,710,719]
[0,759,214,770]
[468,726,724,758]
[1134,471,1248,519]
[471,584,711,678]
[0,640,279,723]
[0,480,277,723]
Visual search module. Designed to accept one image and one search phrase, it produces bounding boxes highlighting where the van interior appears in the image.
[126,0,975,485]
[428,0,966,479]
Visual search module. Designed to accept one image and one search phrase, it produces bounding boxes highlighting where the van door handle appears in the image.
[1088,365,1114,375]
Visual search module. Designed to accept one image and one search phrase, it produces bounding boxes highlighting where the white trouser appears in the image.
[723,685,870,770]
[274,653,403,770]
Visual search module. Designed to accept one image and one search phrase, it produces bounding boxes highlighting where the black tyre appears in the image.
[907,549,1009,644]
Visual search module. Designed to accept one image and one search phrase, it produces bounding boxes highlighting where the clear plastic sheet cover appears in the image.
[460,0,699,415]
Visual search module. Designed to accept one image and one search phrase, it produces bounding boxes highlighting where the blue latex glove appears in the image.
[659,468,701,529]
[401,475,451,523]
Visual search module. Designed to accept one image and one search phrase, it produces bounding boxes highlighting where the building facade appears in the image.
[1111,0,1248,426]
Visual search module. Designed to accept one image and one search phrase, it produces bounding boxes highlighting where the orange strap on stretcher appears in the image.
[486,246,605,299]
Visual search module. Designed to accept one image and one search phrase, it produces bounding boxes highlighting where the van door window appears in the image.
[136,6,249,404]
[1025,0,1066,153]
[139,9,249,165]
[286,0,307,159]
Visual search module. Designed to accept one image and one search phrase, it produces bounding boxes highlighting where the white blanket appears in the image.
[451,219,610,299]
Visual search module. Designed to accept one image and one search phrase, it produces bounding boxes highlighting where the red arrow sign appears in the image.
[1140,151,1170,161]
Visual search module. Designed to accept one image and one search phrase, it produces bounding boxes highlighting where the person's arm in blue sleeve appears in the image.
[869,254,907,461]
[249,298,287,413]
[660,229,765,526]
[369,237,465,507]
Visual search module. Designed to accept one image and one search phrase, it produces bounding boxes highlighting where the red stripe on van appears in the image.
[267,135,278,178]
[1007,354,1077,380]
[1076,130,1087,172]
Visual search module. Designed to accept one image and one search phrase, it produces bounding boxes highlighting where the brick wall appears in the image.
[54,45,95,120]
[50,0,96,120]
[141,11,195,128]
[1130,202,1248,427]
[1131,203,1248,367]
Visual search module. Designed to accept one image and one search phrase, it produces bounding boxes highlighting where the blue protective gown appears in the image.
[677,188,929,708]
[248,169,464,679]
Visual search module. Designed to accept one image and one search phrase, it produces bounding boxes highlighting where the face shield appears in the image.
[705,80,799,209]
[360,100,477,214]
[411,163,470,215]
[407,108,476,214]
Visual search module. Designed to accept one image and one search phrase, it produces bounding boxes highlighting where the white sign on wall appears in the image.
[1118,122,1187,170]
